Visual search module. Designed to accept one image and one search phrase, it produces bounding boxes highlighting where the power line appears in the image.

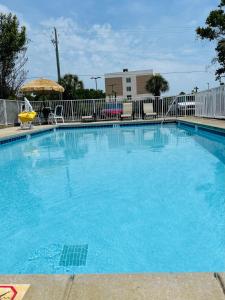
[26,70,213,80]
[161,70,210,75]
[38,25,198,41]
[42,25,197,32]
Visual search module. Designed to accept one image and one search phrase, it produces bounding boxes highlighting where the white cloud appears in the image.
[0,4,11,14]
[8,13,216,94]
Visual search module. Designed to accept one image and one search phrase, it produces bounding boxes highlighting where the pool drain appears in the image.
[59,244,88,267]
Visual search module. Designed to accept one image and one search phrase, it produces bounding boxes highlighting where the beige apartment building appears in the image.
[105,69,153,100]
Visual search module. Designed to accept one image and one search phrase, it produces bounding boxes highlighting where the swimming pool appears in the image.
[0,123,224,274]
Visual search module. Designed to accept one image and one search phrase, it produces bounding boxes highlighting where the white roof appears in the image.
[105,69,153,78]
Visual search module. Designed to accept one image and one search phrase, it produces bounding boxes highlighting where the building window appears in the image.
[127,95,132,100]
[126,86,132,92]
[126,77,131,83]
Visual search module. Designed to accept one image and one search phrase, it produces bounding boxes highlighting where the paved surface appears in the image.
[178,116,225,129]
[71,274,225,300]
[0,274,224,299]
[0,124,55,139]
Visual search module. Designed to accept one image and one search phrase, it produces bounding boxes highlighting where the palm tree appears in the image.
[60,74,84,99]
[146,74,169,97]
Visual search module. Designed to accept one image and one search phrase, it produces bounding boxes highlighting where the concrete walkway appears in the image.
[0,124,55,140]
[0,273,224,299]
[178,116,225,130]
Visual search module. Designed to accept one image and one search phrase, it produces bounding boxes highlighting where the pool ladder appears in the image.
[161,96,178,125]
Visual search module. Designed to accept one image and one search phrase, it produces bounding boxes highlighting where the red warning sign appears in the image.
[0,285,29,300]
[0,286,17,300]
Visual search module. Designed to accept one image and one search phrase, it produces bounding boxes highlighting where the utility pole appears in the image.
[91,76,101,90]
[52,27,61,82]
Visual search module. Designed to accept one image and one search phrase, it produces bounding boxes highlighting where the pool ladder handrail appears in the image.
[161,96,178,124]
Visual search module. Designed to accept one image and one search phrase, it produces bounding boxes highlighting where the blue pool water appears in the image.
[0,123,224,274]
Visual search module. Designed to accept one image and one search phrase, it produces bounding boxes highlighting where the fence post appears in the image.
[93,100,96,120]
[3,100,7,125]
[138,100,141,119]
[70,100,74,121]
[17,100,21,124]
[193,95,196,116]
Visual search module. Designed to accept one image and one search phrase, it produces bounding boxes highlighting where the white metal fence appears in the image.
[2,86,225,126]
[195,86,225,119]
[0,94,196,126]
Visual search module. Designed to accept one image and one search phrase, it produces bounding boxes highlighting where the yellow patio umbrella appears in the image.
[20,78,65,94]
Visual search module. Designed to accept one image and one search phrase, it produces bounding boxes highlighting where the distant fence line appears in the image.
[0,94,196,125]
[1,86,225,125]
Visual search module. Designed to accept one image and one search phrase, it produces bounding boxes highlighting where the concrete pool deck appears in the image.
[0,117,225,141]
[0,124,56,140]
[0,117,225,299]
[0,273,224,299]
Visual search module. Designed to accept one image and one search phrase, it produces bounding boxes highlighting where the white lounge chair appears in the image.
[81,115,95,122]
[121,102,133,120]
[48,105,64,124]
[143,103,157,119]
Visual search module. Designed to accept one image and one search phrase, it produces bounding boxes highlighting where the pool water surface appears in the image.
[0,123,224,273]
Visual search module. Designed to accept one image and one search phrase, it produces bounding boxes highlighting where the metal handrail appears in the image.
[161,96,178,124]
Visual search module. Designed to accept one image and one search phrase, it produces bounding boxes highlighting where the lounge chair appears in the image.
[81,115,95,122]
[121,102,133,120]
[48,105,64,124]
[143,103,157,119]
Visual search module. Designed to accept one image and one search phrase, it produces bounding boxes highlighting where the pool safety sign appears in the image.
[0,285,30,300]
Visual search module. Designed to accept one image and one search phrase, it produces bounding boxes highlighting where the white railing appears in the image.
[0,94,196,126]
[195,85,225,119]
[3,86,225,126]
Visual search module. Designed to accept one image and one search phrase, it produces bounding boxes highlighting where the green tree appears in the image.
[75,88,105,99]
[146,74,169,97]
[60,73,105,99]
[60,74,84,99]
[0,13,28,98]
[196,0,225,80]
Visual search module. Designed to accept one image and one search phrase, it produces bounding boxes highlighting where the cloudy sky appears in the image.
[0,0,221,94]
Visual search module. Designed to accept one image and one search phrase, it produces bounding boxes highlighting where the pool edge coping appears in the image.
[0,118,225,145]
[0,273,224,300]
[0,119,175,144]
[177,119,225,135]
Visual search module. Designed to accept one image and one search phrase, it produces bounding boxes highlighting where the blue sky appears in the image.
[0,0,221,94]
